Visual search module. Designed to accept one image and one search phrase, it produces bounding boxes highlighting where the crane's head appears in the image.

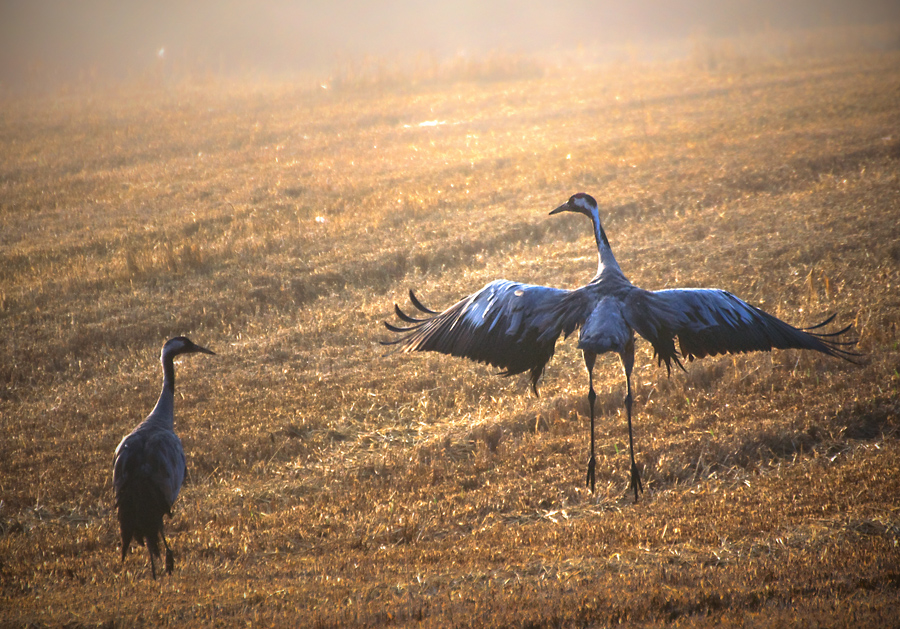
[161,336,216,361]
[550,193,598,218]
[550,192,615,254]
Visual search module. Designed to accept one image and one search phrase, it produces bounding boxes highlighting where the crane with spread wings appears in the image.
[384,193,857,501]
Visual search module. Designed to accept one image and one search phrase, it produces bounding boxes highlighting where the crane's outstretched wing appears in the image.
[624,288,859,372]
[383,280,590,392]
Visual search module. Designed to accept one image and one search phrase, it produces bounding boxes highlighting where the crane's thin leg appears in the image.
[147,547,158,580]
[583,351,598,493]
[162,531,175,575]
[622,339,642,502]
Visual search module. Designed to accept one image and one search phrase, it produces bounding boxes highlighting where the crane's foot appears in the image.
[165,548,175,575]
[585,455,597,493]
[629,461,643,503]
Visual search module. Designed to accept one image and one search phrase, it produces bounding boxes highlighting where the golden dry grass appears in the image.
[2,43,900,627]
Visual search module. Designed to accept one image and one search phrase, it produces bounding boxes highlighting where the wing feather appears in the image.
[143,431,186,509]
[625,288,859,372]
[383,280,589,392]
[114,428,186,513]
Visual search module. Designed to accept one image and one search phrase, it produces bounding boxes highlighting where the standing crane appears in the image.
[113,336,215,578]
[384,193,857,501]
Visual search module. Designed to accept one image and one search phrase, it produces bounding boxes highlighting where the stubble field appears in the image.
[1,43,899,627]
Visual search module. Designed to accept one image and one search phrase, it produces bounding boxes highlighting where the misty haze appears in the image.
[2,0,899,87]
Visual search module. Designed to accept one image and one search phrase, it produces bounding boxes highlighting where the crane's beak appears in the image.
[192,344,216,356]
[549,201,573,216]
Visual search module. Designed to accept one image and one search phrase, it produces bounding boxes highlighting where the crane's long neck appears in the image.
[589,210,623,280]
[148,354,176,429]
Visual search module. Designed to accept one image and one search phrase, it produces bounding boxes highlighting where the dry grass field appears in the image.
[2,41,900,627]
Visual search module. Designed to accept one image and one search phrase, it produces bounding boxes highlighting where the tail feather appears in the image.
[116,475,170,575]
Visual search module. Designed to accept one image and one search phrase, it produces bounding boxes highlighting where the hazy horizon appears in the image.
[2,0,899,87]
